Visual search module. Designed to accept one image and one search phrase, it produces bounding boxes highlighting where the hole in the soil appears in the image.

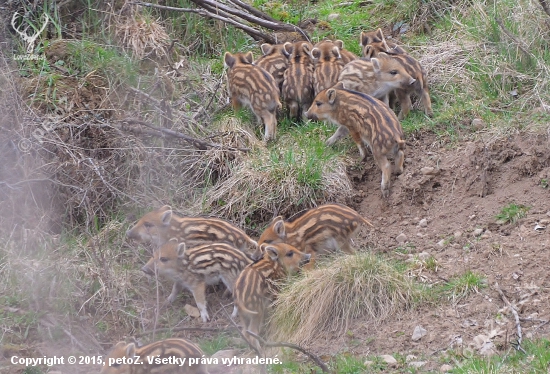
[432,182,441,189]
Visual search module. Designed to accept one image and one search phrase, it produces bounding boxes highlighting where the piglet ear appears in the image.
[260,43,272,55]
[311,47,321,60]
[126,343,136,357]
[265,246,279,261]
[375,28,385,42]
[371,58,381,73]
[334,40,344,49]
[273,219,286,239]
[283,42,293,55]
[160,209,172,226]
[224,52,236,68]
[177,242,186,257]
[244,51,254,64]
[360,31,369,47]
[327,89,337,104]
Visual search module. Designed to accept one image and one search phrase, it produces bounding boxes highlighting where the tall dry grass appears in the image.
[269,252,421,346]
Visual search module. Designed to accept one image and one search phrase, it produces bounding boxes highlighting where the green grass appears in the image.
[198,334,234,355]
[495,203,530,225]
[442,270,486,304]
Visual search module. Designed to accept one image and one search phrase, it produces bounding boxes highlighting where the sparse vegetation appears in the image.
[442,270,487,304]
[495,203,530,224]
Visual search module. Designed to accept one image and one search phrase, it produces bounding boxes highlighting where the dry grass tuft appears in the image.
[115,8,170,59]
[198,120,353,231]
[269,252,420,345]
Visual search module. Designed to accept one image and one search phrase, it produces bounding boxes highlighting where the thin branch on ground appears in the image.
[495,282,525,352]
[118,118,250,152]
[494,18,532,60]
[245,330,331,373]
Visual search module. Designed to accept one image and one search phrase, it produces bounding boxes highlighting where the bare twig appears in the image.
[246,330,331,373]
[494,18,532,60]
[495,282,523,351]
[118,118,250,152]
[129,2,275,43]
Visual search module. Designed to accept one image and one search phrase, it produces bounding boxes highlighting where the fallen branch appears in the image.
[495,282,524,351]
[246,330,331,373]
[495,18,532,60]
[118,118,250,152]
[129,2,275,43]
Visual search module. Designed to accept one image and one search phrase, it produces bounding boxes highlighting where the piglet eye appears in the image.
[286,251,294,257]
[315,101,322,107]
[144,222,153,228]
[390,70,398,75]
[159,257,169,262]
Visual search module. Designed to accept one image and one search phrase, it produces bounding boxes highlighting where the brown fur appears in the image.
[142,239,253,322]
[338,52,416,105]
[334,39,358,64]
[281,41,315,119]
[306,88,406,197]
[224,51,281,142]
[257,203,372,259]
[126,205,257,255]
[255,43,289,91]
[234,243,310,353]
[311,40,346,96]
[360,29,432,119]
[101,338,208,374]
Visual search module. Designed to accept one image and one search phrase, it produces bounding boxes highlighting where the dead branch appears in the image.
[495,18,532,60]
[539,0,550,17]
[129,2,275,43]
[495,282,524,351]
[118,118,250,152]
[246,330,331,373]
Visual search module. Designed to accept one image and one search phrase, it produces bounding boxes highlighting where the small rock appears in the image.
[437,239,446,248]
[405,157,413,163]
[416,232,424,237]
[409,361,427,368]
[540,219,549,225]
[454,231,462,239]
[405,354,417,363]
[421,166,439,175]
[184,304,201,318]
[380,355,397,367]
[440,364,453,373]
[418,251,430,260]
[419,218,428,227]
[472,228,484,237]
[327,13,340,21]
[401,220,409,226]
[412,325,427,341]
[364,360,374,366]
[481,230,492,239]
[546,211,550,217]
[471,118,484,130]
[396,233,408,244]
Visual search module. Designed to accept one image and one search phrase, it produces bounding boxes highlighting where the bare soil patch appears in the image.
[308,130,550,367]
